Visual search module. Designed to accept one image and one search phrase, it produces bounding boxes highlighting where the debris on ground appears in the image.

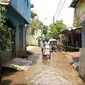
[2,58,32,71]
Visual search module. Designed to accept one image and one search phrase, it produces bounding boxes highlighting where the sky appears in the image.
[31,0,74,27]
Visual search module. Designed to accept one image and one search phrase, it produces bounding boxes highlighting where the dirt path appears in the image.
[24,47,84,85]
[1,46,84,85]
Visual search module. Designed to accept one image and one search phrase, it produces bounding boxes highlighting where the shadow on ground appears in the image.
[1,79,12,85]
[2,67,17,77]
[1,79,27,85]
[13,84,27,85]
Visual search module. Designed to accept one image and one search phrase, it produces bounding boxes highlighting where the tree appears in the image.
[29,18,42,35]
[49,20,66,39]
[0,6,14,51]
[43,25,48,35]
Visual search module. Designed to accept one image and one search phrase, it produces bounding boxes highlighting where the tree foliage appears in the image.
[73,18,81,27]
[43,25,48,35]
[30,18,42,35]
[0,6,14,50]
[49,20,66,39]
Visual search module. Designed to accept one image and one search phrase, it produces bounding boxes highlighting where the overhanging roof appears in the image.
[70,0,79,8]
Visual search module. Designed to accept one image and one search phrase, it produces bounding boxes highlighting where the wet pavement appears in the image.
[24,46,84,85]
[1,46,85,85]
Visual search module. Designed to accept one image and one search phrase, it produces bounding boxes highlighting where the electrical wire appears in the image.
[53,0,62,23]
[53,0,67,23]
[55,0,66,20]
[54,0,62,18]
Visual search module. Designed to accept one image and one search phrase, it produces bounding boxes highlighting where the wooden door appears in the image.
[19,25,23,56]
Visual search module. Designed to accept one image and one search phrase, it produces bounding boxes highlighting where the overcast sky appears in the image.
[31,0,74,27]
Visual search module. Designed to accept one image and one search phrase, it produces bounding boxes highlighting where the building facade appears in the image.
[0,0,33,64]
[70,0,85,79]
[26,11,42,46]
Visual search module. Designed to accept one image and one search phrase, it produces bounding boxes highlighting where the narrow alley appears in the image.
[1,46,84,85]
[0,0,85,85]
[25,46,84,85]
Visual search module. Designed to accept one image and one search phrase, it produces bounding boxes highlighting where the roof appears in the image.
[0,1,9,5]
[48,39,57,44]
[60,29,69,34]
[31,11,37,18]
[70,0,79,8]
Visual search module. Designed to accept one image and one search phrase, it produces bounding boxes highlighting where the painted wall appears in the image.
[1,51,12,64]
[26,29,41,46]
[6,6,26,55]
[1,6,26,64]
[11,0,31,23]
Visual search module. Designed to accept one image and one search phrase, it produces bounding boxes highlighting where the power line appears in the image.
[55,0,66,20]
[53,0,62,23]
[54,0,62,18]
[53,0,67,23]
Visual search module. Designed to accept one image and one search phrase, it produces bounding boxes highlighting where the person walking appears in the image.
[40,40,45,55]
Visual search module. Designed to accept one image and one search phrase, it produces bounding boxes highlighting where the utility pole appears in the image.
[53,16,55,24]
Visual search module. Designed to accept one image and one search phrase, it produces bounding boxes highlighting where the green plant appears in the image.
[0,6,14,51]
[73,18,81,27]
[36,36,45,40]
[49,20,66,39]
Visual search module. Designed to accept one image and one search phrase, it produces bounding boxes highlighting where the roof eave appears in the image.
[70,0,79,8]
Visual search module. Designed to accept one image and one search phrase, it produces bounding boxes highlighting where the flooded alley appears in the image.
[24,46,84,85]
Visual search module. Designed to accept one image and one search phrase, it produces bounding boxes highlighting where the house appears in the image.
[59,27,81,51]
[70,0,85,79]
[0,0,33,64]
[26,10,41,46]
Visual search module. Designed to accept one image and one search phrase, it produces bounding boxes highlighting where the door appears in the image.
[19,25,23,56]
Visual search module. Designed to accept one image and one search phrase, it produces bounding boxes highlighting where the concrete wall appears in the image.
[1,51,12,64]
[79,48,85,79]
[79,20,85,79]
[6,6,26,56]
[82,20,85,47]
[26,29,41,46]
[75,0,85,79]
